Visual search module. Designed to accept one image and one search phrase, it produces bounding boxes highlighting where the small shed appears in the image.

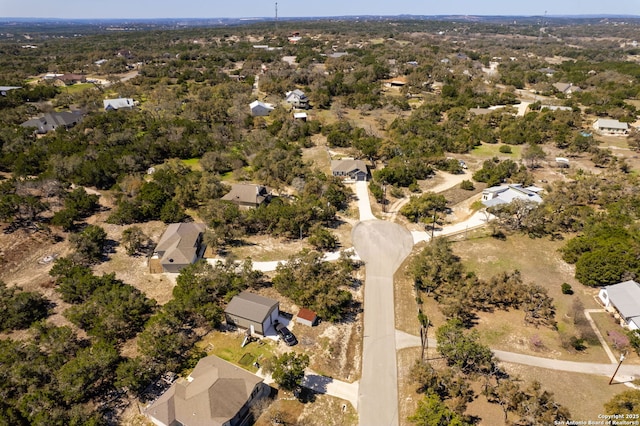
[296,308,318,327]
[225,291,279,336]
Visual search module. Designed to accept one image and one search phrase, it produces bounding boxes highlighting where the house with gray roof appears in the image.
[225,291,279,336]
[593,118,629,135]
[150,223,206,273]
[103,98,137,111]
[331,159,369,181]
[144,355,270,426]
[21,111,84,134]
[249,100,274,117]
[599,280,640,330]
[553,82,581,95]
[221,184,270,209]
[0,86,21,96]
[284,89,309,109]
[481,184,543,208]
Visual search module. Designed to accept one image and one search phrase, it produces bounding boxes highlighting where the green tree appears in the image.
[308,225,338,251]
[56,340,119,404]
[265,352,310,391]
[436,319,495,375]
[522,143,546,169]
[121,226,148,256]
[409,392,471,426]
[400,192,447,223]
[0,281,50,332]
[69,225,107,264]
[273,250,354,322]
[606,390,640,415]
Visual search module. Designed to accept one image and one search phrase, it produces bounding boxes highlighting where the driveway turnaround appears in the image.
[352,220,414,426]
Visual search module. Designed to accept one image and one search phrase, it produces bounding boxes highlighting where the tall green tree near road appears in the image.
[409,392,472,426]
[436,319,495,375]
[400,192,447,224]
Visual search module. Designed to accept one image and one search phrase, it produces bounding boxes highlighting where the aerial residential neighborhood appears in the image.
[3,5,640,426]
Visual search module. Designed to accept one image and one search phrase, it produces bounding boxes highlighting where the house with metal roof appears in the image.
[481,184,543,208]
[103,98,137,111]
[221,184,270,209]
[0,86,21,96]
[144,355,270,426]
[330,159,370,181]
[593,118,629,135]
[599,280,640,330]
[225,291,279,336]
[249,100,274,117]
[150,223,206,273]
[21,111,84,134]
[284,89,309,109]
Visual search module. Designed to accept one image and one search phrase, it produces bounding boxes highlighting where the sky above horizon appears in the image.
[2,0,640,20]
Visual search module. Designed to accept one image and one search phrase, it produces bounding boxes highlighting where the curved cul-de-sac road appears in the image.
[352,219,414,426]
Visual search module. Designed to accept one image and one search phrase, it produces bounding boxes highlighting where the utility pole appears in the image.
[609,352,627,385]
[430,209,437,241]
[275,2,278,31]
[382,181,387,213]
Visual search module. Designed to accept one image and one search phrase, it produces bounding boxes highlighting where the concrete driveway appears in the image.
[352,220,414,426]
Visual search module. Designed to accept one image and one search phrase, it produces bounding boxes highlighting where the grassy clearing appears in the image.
[470,142,523,159]
[451,233,614,362]
[63,83,95,94]
[197,330,277,374]
[302,135,331,172]
[180,157,202,171]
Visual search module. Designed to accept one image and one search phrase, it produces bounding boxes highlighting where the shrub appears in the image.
[530,334,545,351]
[561,283,573,295]
[460,180,475,191]
[608,330,630,351]
[499,145,512,154]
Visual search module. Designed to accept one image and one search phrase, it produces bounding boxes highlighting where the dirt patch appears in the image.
[397,347,422,426]
[93,220,176,305]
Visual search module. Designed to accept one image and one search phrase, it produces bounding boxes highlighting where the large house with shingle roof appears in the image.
[149,223,206,273]
[599,280,640,330]
[331,159,369,181]
[21,111,84,134]
[221,184,270,209]
[144,355,270,426]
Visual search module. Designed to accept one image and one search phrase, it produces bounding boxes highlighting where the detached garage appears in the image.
[225,291,279,336]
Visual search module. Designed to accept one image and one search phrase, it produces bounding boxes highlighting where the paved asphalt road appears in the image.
[352,220,414,426]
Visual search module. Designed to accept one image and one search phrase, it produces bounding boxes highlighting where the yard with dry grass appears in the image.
[394,229,640,425]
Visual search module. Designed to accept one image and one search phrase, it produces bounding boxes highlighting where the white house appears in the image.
[481,184,543,208]
[284,89,309,109]
[599,280,640,330]
[593,118,629,135]
[249,100,274,117]
[103,98,137,111]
